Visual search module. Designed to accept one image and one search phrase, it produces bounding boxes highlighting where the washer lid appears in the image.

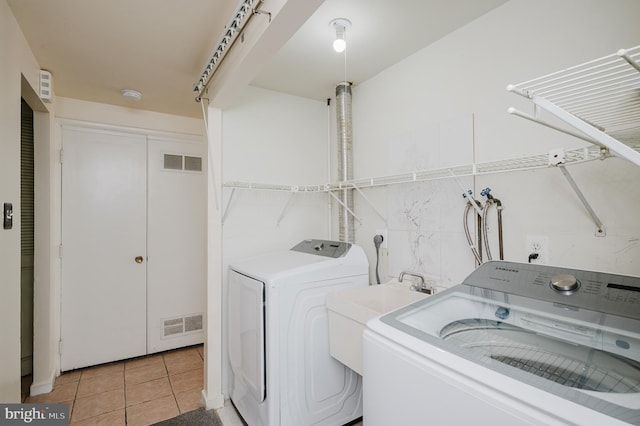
[377,265,640,424]
[440,318,640,394]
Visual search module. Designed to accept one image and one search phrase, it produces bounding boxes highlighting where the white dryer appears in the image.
[228,239,368,426]
[364,261,640,425]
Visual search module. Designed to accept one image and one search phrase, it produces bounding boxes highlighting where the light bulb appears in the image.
[329,18,351,53]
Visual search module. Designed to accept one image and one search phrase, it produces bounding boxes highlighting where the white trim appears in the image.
[29,369,56,396]
[58,118,204,142]
[202,389,225,410]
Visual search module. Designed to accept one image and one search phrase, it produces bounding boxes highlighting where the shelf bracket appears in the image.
[222,188,237,225]
[507,107,597,144]
[328,191,362,224]
[533,96,640,167]
[557,165,606,237]
[276,192,296,227]
[349,183,388,225]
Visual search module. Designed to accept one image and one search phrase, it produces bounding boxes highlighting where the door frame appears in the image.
[20,76,57,398]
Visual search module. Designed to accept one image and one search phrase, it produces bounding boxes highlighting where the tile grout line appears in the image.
[123,363,129,426]
[69,370,79,423]
[163,352,182,419]
[34,345,204,425]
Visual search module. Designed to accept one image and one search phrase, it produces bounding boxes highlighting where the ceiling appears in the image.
[8,0,507,118]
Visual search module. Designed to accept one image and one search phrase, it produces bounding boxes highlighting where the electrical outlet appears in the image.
[375,229,388,249]
[525,235,549,264]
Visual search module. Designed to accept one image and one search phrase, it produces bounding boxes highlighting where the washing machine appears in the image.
[364,261,640,425]
[228,239,368,426]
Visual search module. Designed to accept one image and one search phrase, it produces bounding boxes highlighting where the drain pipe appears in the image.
[326,98,333,240]
[336,81,354,243]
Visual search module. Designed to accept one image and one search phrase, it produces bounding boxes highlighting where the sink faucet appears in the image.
[398,271,433,294]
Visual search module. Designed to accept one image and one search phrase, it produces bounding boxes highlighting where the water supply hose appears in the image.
[476,201,483,264]
[463,202,483,265]
[497,200,504,260]
[482,202,493,261]
[481,187,504,261]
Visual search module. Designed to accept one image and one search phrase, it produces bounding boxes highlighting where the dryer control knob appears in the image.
[550,274,579,294]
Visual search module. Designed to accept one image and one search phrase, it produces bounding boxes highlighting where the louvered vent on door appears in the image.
[162,314,204,338]
[163,318,184,337]
[21,99,34,254]
[163,153,203,172]
[185,314,203,332]
[163,154,183,170]
[184,156,202,172]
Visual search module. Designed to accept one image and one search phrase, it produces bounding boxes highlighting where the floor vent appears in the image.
[185,314,203,332]
[163,314,204,338]
[163,318,184,337]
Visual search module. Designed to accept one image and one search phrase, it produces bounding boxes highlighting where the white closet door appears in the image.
[146,137,206,353]
[61,127,147,371]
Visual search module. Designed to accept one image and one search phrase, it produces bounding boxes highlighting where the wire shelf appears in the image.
[223,49,640,229]
[222,144,636,193]
[508,45,640,166]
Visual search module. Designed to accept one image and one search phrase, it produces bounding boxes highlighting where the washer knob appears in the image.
[550,274,579,293]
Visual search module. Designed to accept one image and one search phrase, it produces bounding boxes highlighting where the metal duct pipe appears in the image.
[336,81,354,243]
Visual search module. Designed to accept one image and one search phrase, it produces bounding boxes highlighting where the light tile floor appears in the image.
[25,344,205,426]
[24,344,364,426]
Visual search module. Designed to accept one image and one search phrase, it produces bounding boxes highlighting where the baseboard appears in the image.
[202,389,224,410]
[29,369,55,396]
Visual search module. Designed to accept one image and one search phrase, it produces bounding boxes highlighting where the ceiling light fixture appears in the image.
[329,18,351,53]
[121,89,143,102]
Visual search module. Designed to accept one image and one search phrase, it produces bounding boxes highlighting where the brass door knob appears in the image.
[135,256,144,264]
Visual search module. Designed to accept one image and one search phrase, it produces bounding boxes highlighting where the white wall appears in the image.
[55,97,203,135]
[0,0,50,402]
[350,0,640,288]
[220,85,328,394]
[205,105,223,408]
[222,85,329,258]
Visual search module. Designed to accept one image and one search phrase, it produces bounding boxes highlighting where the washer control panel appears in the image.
[550,273,580,294]
[464,261,640,320]
[291,239,351,258]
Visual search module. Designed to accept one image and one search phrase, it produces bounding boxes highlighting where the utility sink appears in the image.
[326,284,429,375]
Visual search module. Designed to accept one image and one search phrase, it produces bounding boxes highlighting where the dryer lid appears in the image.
[290,239,352,258]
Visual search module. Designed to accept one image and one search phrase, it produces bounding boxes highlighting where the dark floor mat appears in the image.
[151,408,223,426]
